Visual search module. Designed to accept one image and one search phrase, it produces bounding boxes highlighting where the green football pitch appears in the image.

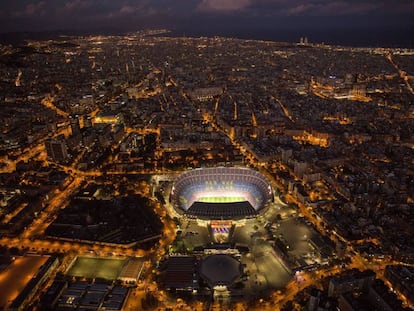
[197,196,245,203]
[67,257,126,280]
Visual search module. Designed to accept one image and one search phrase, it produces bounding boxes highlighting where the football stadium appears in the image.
[170,167,273,219]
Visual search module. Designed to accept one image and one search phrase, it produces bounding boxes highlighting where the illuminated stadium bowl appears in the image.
[170,167,273,219]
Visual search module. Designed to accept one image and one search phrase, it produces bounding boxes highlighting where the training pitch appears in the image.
[67,256,126,280]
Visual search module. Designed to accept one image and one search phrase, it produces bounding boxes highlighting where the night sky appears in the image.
[1,0,413,46]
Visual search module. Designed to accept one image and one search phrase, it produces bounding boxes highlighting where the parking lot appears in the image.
[169,199,333,296]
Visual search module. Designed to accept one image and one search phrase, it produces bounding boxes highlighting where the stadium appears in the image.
[170,167,273,219]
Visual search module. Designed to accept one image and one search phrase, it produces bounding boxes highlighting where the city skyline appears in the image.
[1,0,414,47]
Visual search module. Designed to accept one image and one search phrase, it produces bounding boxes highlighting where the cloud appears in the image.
[64,0,93,11]
[104,1,159,19]
[313,1,380,16]
[13,1,46,17]
[392,1,414,14]
[118,1,154,16]
[287,3,316,15]
[0,0,412,33]
[195,0,382,16]
[197,0,251,12]
[119,5,136,14]
[246,0,381,16]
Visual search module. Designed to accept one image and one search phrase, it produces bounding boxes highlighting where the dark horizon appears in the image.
[0,24,413,49]
[170,25,414,48]
[0,1,413,48]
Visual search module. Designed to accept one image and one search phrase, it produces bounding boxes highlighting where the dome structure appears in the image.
[199,254,242,287]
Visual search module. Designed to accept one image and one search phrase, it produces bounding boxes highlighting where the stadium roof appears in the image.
[186,201,257,219]
[171,167,273,218]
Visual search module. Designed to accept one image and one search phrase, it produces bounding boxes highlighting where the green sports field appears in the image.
[197,196,245,203]
[67,257,125,280]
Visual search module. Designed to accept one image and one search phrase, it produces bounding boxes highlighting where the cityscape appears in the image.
[0,27,413,311]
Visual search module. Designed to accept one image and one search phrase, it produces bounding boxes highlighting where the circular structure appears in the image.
[170,167,273,219]
[199,254,242,287]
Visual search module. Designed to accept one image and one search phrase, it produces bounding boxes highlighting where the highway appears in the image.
[387,52,414,95]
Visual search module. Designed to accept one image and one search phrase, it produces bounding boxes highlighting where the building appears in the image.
[69,114,81,136]
[199,254,243,301]
[337,279,409,311]
[83,115,93,128]
[94,111,123,124]
[294,160,308,178]
[307,288,334,311]
[385,265,414,307]
[54,282,129,311]
[45,137,69,162]
[117,258,145,285]
[39,280,68,310]
[187,87,223,101]
[328,270,375,297]
[163,256,198,292]
[9,256,59,311]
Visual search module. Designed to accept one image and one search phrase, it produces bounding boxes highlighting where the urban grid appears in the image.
[0,29,413,310]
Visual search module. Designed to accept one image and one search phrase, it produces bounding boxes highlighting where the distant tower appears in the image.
[281,148,292,165]
[125,63,130,81]
[308,288,321,311]
[83,116,93,129]
[15,69,22,87]
[294,161,308,178]
[345,73,357,87]
[352,83,367,96]
[45,137,69,162]
[69,115,81,136]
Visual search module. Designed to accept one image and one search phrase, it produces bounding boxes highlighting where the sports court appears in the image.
[67,257,126,280]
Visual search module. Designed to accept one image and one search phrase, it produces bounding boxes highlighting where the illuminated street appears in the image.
[0,30,413,311]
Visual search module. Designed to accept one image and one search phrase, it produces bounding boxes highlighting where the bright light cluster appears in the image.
[171,167,273,212]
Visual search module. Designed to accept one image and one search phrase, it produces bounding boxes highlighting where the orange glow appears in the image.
[292,131,329,147]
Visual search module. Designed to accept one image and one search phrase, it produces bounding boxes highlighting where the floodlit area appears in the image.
[66,256,126,280]
[158,167,335,305]
[171,167,273,212]
[198,196,246,203]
